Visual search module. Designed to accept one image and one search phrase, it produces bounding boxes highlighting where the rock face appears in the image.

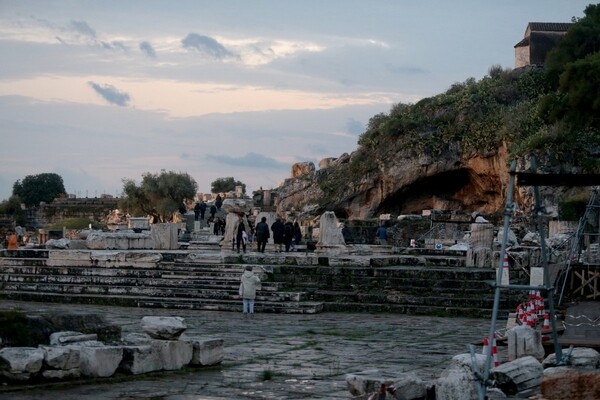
[291,161,315,178]
[273,138,578,220]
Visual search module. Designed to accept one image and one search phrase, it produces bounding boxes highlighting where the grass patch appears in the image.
[258,368,291,382]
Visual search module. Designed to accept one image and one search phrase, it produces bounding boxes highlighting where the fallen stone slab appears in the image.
[119,345,162,375]
[507,325,544,361]
[182,336,224,366]
[43,312,122,343]
[151,340,193,371]
[389,372,427,399]
[40,345,80,370]
[78,345,123,378]
[141,316,187,340]
[543,347,600,369]
[435,353,487,400]
[0,347,44,381]
[491,355,543,396]
[50,331,98,346]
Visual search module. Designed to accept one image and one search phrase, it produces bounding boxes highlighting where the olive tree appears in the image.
[119,171,197,222]
[12,173,66,207]
[210,177,246,194]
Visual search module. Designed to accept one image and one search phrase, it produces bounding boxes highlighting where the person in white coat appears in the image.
[239,265,261,317]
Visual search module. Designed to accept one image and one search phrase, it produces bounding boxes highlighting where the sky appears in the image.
[0,1,593,201]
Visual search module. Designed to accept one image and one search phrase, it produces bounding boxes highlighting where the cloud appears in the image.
[205,152,287,169]
[181,33,235,59]
[139,41,156,58]
[88,82,131,106]
[384,63,428,75]
[70,20,96,40]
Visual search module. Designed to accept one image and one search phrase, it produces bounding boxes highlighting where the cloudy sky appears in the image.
[0,1,591,201]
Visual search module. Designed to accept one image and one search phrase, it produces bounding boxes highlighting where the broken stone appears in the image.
[151,339,193,370]
[542,347,600,369]
[0,347,44,379]
[40,345,80,370]
[491,355,543,396]
[507,325,545,361]
[435,353,487,400]
[141,316,187,340]
[41,368,81,380]
[182,336,224,366]
[390,372,427,399]
[345,369,393,397]
[540,370,600,400]
[49,331,98,346]
[78,345,123,378]
[119,345,162,375]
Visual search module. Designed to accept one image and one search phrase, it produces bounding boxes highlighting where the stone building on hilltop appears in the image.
[514,22,573,68]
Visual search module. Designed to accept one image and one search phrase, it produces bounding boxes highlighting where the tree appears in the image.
[210,177,246,194]
[12,173,66,207]
[0,195,26,226]
[118,171,197,223]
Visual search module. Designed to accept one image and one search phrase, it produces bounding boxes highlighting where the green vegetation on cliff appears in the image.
[318,4,600,203]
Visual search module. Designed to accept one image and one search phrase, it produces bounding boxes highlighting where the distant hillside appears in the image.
[274,5,600,220]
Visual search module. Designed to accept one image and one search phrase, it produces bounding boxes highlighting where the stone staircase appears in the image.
[0,249,323,314]
[0,248,526,317]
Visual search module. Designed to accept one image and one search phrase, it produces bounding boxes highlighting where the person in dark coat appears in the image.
[215,194,223,209]
[235,216,247,253]
[199,201,207,220]
[271,218,285,252]
[194,202,201,221]
[283,221,294,252]
[255,216,270,253]
[293,221,302,245]
[209,204,217,219]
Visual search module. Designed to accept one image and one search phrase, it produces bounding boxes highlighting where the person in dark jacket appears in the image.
[283,221,294,252]
[194,202,201,221]
[271,218,285,252]
[293,221,302,246]
[209,204,217,219]
[235,215,247,253]
[199,201,207,220]
[255,216,270,253]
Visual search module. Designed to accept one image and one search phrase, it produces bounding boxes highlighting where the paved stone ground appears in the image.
[0,300,492,399]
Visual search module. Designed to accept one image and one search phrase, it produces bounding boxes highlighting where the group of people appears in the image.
[231,216,303,254]
[254,217,302,253]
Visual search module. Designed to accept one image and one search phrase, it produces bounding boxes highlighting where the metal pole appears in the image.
[481,161,516,397]
[531,157,563,364]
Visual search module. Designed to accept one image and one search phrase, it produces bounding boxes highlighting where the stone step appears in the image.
[322,302,508,318]
[1,282,306,302]
[1,274,285,292]
[0,291,323,314]
[312,290,518,309]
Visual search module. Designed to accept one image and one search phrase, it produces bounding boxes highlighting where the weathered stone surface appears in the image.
[317,211,345,246]
[78,346,123,377]
[86,231,155,250]
[41,368,81,380]
[151,223,179,250]
[543,347,600,369]
[90,250,162,268]
[291,161,315,178]
[390,372,427,399]
[0,347,44,377]
[40,345,80,369]
[221,198,253,214]
[183,336,224,366]
[345,369,393,396]
[47,250,93,267]
[435,353,487,400]
[122,332,153,345]
[497,228,518,247]
[541,370,600,400]
[141,316,187,340]
[128,217,150,231]
[50,331,98,346]
[151,340,193,370]
[45,238,70,249]
[491,356,543,396]
[119,345,162,375]
[507,325,545,361]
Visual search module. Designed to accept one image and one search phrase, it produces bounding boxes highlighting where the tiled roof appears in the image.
[528,22,573,32]
[514,37,530,48]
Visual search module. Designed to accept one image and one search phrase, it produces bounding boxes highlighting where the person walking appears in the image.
[193,202,201,221]
[209,204,217,219]
[271,218,285,252]
[235,215,247,253]
[239,265,261,317]
[255,216,270,253]
[283,221,294,252]
[199,201,207,220]
[293,221,302,246]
